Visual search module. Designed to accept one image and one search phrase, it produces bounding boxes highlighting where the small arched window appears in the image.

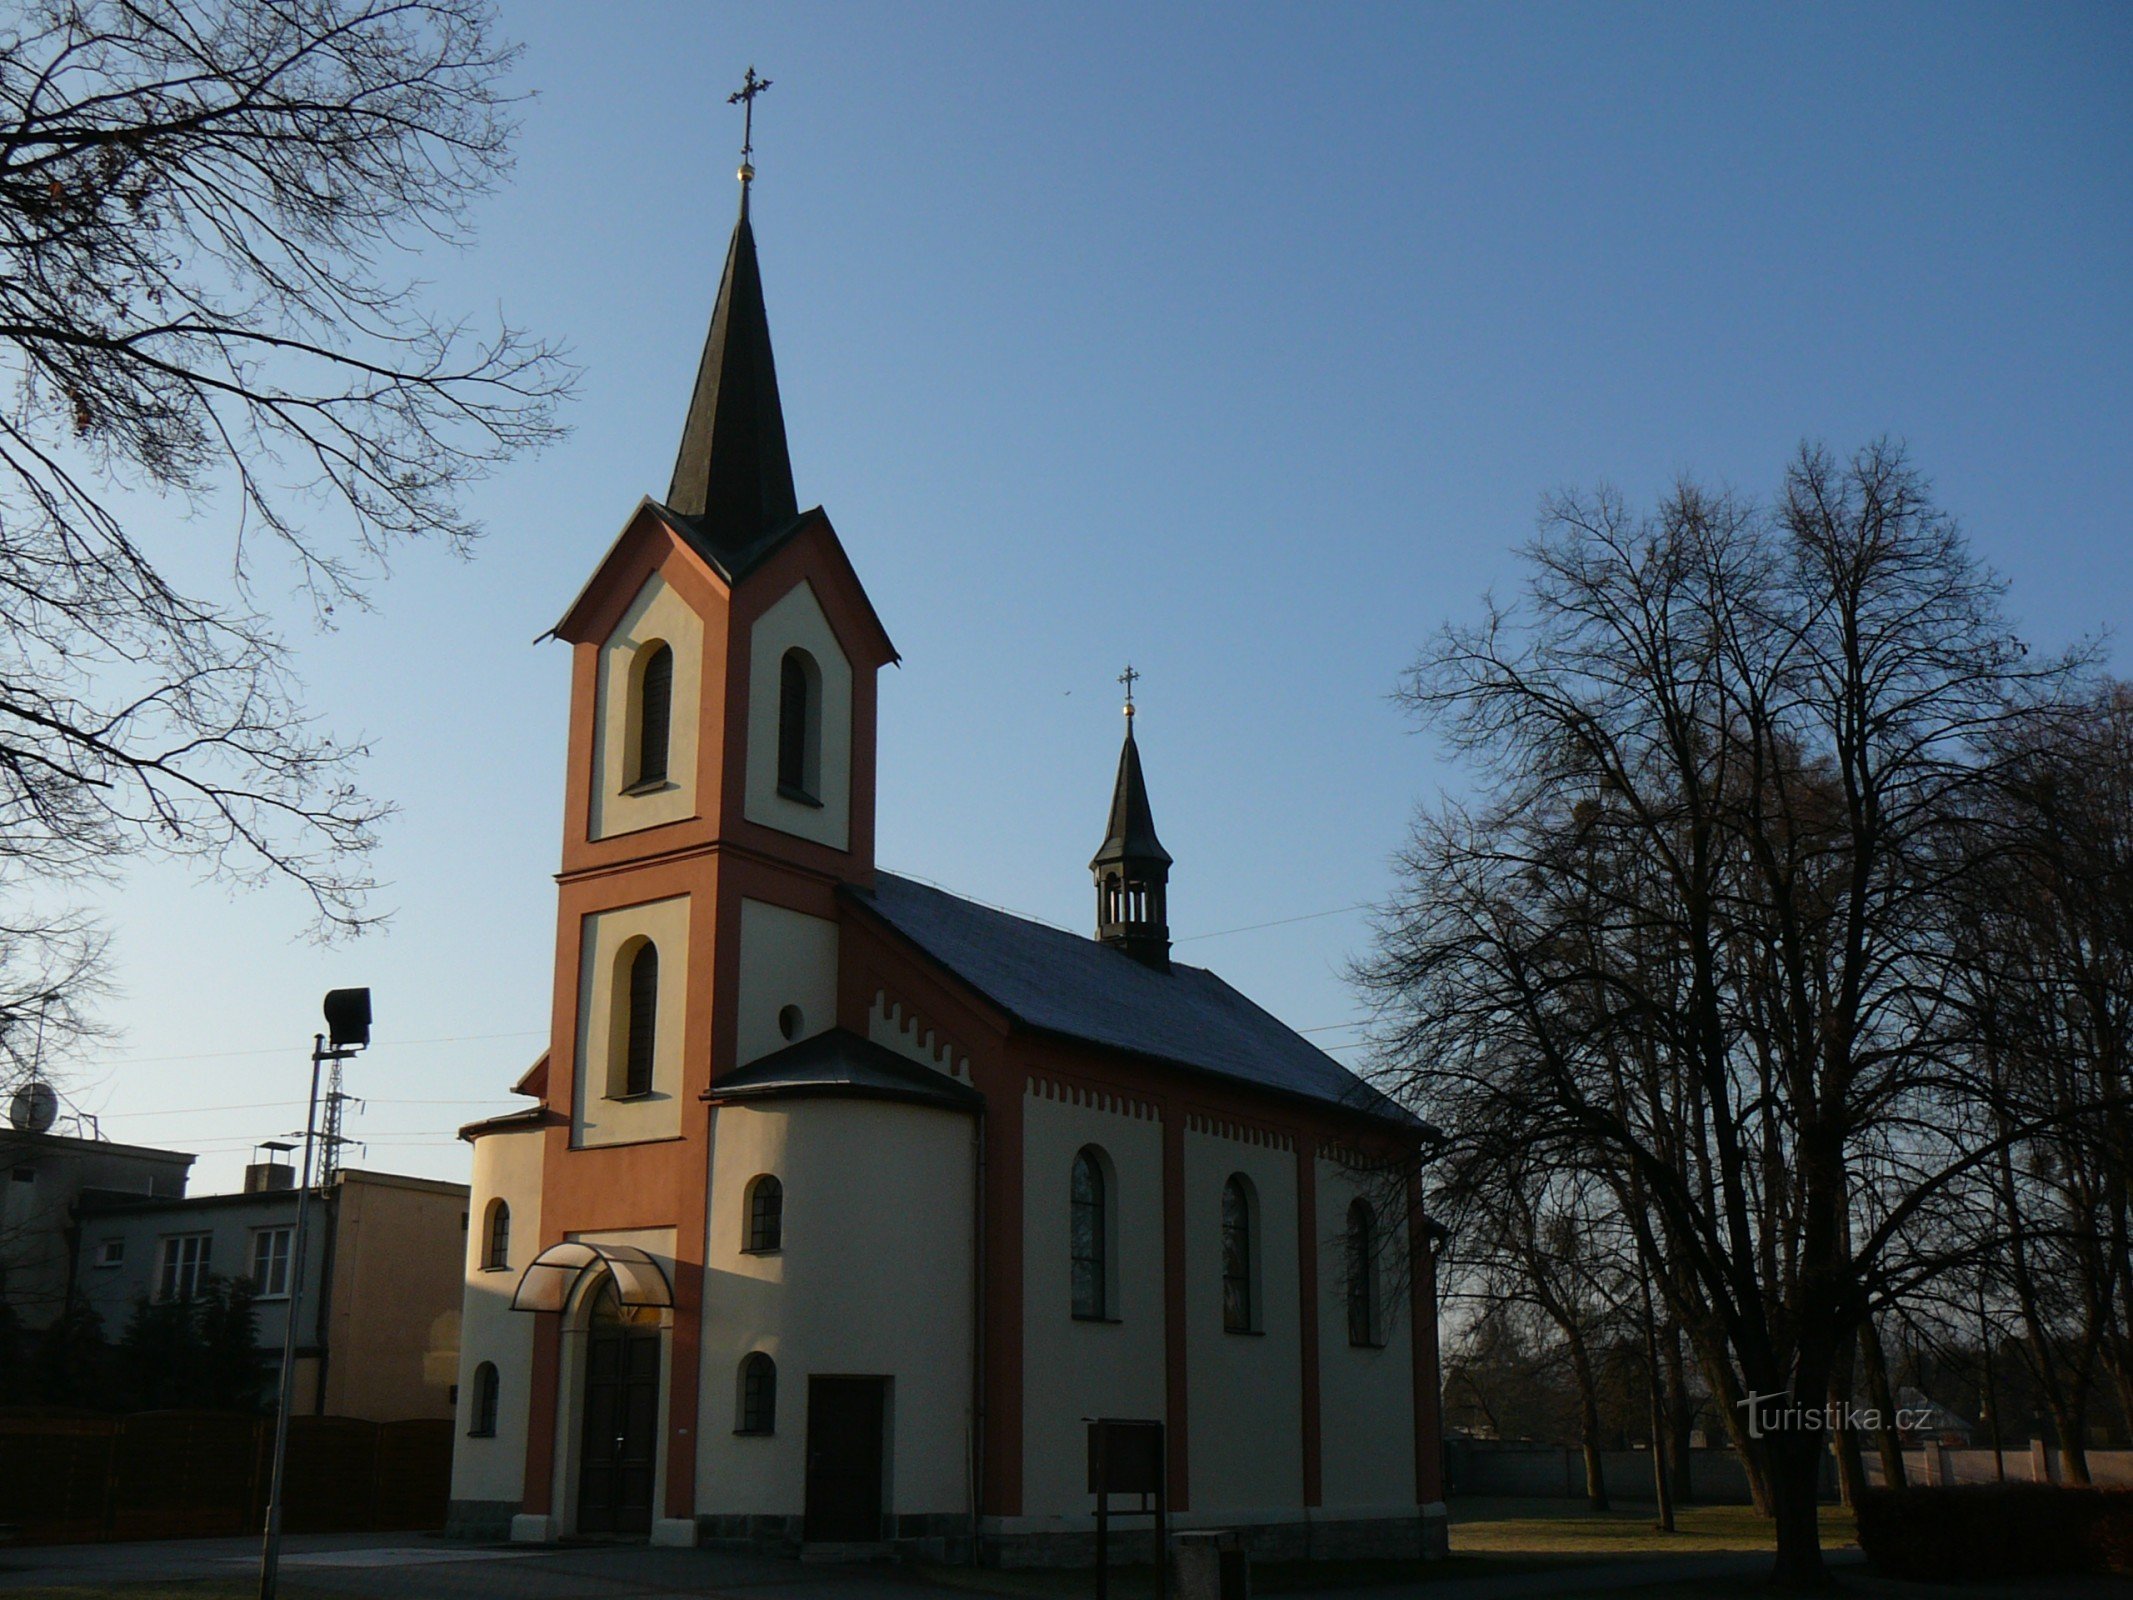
[469,1361,500,1437]
[622,940,658,1098]
[1222,1174,1258,1334]
[1071,1147,1110,1320]
[737,1352,776,1435]
[1346,1199,1381,1347]
[634,642,673,788]
[483,1200,511,1271]
[745,1175,783,1253]
[777,648,822,802]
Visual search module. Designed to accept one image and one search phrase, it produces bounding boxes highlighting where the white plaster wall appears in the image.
[1019,1088,1167,1517]
[867,992,970,1082]
[572,896,692,1147]
[742,581,852,851]
[549,1226,678,1535]
[1184,1128,1303,1514]
[1315,1161,1417,1510]
[589,573,704,841]
[450,1125,547,1506]
[694,1099,976,1520]
[734,900,837,1067]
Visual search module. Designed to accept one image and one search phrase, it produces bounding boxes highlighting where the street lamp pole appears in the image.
[259,990,369,1600]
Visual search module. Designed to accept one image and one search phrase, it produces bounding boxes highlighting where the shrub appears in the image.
[1856,1486,2133,1580]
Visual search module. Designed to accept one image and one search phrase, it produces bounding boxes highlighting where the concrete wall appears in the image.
[321,1171,468,1421]
[1313,1160,1416,1512]
[742,580,853,851]
[1448,1442,1833,1502]
[589,572,704,841]
[695,1097,976,1522]
[3,1130,192,1331]
[450,1124,547,1528]
[1019,1085,1167,1517]
[1184,1123,1303,1516]
[571,894,692,1147]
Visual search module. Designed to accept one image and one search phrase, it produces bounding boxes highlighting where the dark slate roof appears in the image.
[705,1027,984,1113]
[846,873,1418,1128]
[666,191,798,540]
[1091,721,1171,871]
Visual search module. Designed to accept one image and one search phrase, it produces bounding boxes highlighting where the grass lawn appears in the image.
[1450,1498,1859,1556]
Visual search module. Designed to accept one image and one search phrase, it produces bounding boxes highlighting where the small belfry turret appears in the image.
[1090,666,1173,970]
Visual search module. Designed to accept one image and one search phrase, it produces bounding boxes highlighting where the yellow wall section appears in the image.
[451,1126,547,1506]
[572,896,692,1147]
[743,580,853,850]
[734,900,838,1067]
[1019,1088,1167,1516]
[1314,1159,1418,1511]
[590,573,704,841]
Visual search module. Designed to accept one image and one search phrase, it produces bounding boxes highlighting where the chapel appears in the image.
[446,141,1445,1564]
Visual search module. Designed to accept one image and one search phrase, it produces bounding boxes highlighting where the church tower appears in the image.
[1090,680,1173,970]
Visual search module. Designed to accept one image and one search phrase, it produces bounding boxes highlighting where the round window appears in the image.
[777,1004,803,1041]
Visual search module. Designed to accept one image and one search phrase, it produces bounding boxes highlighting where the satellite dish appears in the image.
[10,1080,59,1133]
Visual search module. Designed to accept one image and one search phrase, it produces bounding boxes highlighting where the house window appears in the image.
[620,940,658,1098]
[96,1239,125,1268]
[776,648,822,802]
[1346,1199,1382,1347]
[484,1200,511,1271]
[251,1226,293,1298]
[1221,1175,1258,1334]
[1071,1146,1111,1320]
[469,1361,500,1437]
[158,1233,213,1302]
[745,1176,783,1253]
[633,642,673,788]
[737,1352,776,1435]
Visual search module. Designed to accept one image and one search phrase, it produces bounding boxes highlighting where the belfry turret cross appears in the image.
[729,65,772,179]
[1118,663,1139,717]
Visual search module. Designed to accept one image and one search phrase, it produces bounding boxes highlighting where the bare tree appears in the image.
[0,0,570,942]
[1361,442,2088,1586]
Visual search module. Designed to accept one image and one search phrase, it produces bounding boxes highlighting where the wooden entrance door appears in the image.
[578,1279,660,1536]
[803,1376,887,1543]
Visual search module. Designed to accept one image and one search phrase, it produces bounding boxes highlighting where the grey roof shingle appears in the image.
[845,873,1417,1129]
[707,1027,984,1113]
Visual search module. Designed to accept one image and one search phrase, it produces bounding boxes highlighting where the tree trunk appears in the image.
[1827,1352,1868,1510]
[1567,1333,1611,1511]
[1859,1317,1907,1489]
[1664,1321,1695,1504]
[1766,1430,1829,1591]
[1692,1331,1775,1514]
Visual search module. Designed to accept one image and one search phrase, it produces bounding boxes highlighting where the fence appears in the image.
[1446,1439,2133,1503]
[0,1410,453,1544]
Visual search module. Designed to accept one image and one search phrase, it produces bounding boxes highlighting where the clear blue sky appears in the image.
[65,2,2132,1191]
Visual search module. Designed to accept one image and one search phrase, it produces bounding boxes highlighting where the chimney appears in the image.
[246,1139,297,1193]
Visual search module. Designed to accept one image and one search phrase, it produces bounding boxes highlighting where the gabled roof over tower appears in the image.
[1091,718,1172,873]
[666,188,799,542]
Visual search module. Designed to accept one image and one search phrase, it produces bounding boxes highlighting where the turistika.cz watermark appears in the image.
[1736,1392,1937,1440]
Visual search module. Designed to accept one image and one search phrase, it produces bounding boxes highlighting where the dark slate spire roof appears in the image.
[1090,719,1172,872]
[844,873,1422,1129]
[666,188,799,540]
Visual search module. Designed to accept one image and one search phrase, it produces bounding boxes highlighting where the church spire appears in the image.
[666,68,797,537]
[1090,667,1173,970]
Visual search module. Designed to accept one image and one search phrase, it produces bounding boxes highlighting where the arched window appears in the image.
[483,1200,511,1271]
[634,642,673,787]
[777,648,821,801]
[469,1361,499,1437]
[1071,1146,1110,1320]
[736,1352,776,1435]
[1346,1199,1381,1347]
[745,1175,783,1253]
[1222,1174,1258,1334]
[622,941,658,1098]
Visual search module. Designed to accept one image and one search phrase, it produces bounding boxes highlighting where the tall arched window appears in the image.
[777,648,822,801]
[622,941,658,1097]
[1071,1147,1110,1320]
[737,1352,776,1435]
[1222,1175,1258,1334]
[483,1199,511,1271]
[469,1361,500,1436]
[634,642,673,787]
[1346,1199,1381,1347]
[745,1175,783,1253]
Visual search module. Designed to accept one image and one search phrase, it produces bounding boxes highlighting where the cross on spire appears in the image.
[729,65,772,181]
[1119,663,1140,719]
